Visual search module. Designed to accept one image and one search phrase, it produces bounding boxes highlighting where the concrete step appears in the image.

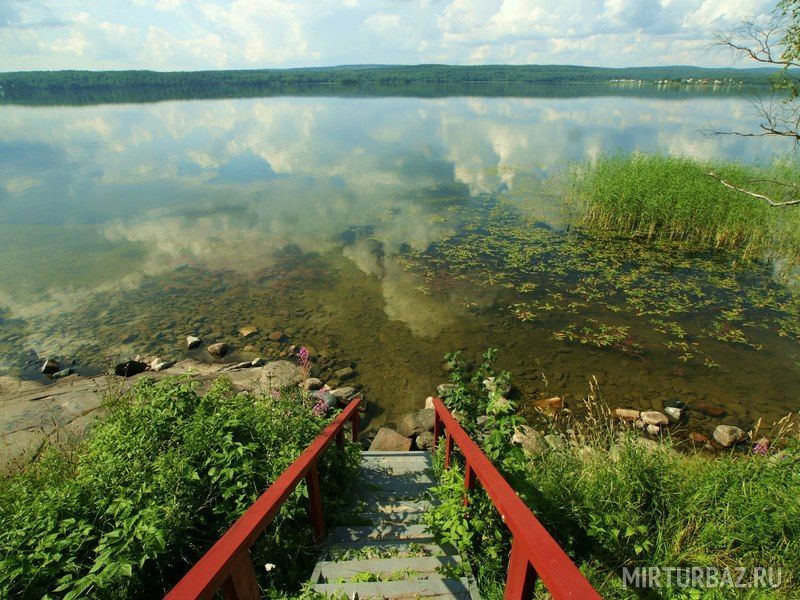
[311,555,462,584]
[323,539,454,562]
[333,523,434,543]
[313,576,474,599]
[362,500,432,525]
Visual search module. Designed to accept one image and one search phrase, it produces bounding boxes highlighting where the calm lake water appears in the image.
[1,88,798,434]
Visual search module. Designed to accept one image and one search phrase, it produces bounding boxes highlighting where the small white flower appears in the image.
[264,563,276,572]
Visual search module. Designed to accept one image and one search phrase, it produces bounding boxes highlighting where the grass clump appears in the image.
[570,153,800,265]
[427,350,800,599]
[0,376,359,599]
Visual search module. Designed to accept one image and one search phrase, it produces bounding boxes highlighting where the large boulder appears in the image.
[260,361,304,391]
[713,425,747,448]
[397,408,435,437]
[368,428,412,452]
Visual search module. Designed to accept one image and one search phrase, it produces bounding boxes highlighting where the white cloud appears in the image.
[0,0,783,70]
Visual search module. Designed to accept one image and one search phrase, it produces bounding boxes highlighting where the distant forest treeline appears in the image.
[0,64,781,105]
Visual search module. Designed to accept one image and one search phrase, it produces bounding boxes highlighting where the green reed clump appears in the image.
[0,376,359,599]
[427,350,800,599]
[571,153,800,264]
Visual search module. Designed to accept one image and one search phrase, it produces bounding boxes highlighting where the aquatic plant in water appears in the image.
[400,192,800,370]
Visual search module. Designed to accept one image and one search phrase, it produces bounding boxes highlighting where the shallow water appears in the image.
[1,90,798,434]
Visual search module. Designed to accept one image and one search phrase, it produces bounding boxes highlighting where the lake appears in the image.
[1,87,798,434]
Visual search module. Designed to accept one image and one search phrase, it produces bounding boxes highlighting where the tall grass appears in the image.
[570,153,800,265]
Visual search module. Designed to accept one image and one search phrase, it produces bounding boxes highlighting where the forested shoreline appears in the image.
[0,64,778,100]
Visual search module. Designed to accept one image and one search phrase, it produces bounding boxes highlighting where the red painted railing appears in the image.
[164,397,361,600]
[431,397,601,600]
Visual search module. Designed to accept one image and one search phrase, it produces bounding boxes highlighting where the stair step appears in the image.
[313,576,473,599]
[323,539,454,562]
[361,451,432,458]
[362,500,432,525]
[333,524,433,543]
[312,555,463,583]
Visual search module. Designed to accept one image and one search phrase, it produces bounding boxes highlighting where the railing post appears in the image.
[305,460,325,543]
[351,409,360,443]
[336,429,344,449]
[504,539,537,600]
[433,410,441,450]
[463,460,476,507]
[444,430,454,469]
[221,550,260,600]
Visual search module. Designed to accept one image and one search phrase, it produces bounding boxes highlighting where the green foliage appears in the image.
[425,350,800,599]
[0,376,359,599]
[571,153,800,264]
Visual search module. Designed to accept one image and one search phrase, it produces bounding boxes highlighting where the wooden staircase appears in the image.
[310,451,479,599]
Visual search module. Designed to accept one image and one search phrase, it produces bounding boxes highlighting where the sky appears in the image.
[0,0,778,71]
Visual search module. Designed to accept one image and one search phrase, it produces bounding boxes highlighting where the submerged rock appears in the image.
[268,331,285,342]
[369,428,412,452]
[713,425,747,447]
[207,343,229,358]
[694,403,726,418]
[335,367,356,381]
[52,368,74,379]
[238,326,258,338]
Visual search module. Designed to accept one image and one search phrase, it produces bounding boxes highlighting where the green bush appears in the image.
[570,153,800,265]
[426,350,800,599]
[0,376,359,599]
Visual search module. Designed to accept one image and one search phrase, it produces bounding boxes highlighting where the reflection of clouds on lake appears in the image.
[0,92,794,341]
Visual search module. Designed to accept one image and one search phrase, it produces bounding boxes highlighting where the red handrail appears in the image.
[165,397,361,600]
[431,397,601,600]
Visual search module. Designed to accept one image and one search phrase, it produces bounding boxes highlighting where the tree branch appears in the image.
[707,172,800,206]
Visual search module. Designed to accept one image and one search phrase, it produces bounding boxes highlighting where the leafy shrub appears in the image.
[0,376,359,599]
[426,350,800,599]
